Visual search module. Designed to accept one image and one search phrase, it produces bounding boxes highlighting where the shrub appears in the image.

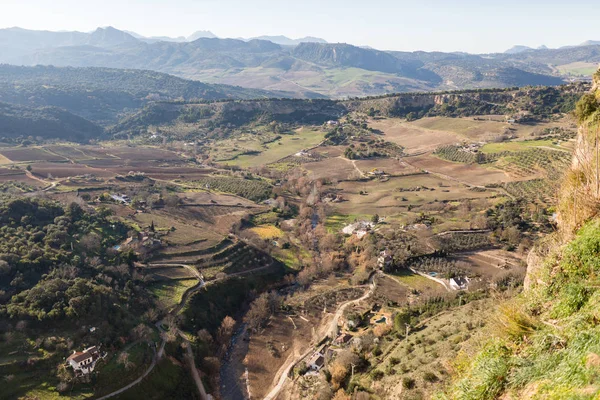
[402,377,416,389]
[423,371,438,382]
[370,370,384,380]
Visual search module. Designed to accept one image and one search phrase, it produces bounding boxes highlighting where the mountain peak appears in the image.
[89,26,138,46]
[187,30,217,41]
[504,45,534,54]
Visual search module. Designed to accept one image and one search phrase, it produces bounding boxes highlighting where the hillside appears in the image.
[0,65,287,124]
[445,70,600,399]
[0,102,104,142]
[0,26,574,98]
[111,83,587,140]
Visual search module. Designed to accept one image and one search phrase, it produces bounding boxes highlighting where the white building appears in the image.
[67,346,101,375]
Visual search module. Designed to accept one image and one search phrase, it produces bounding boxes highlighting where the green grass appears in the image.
[480,139,562,154]
[149,279,198,310]
[557,62,599,77]
[325,213,363,233]
[112,357,198,400]
[448,218,600,399]
[225,128,325,167]
[391,269,442,292]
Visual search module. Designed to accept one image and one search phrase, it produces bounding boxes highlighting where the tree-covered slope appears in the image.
[0,102,104,142]
[0,65,280,124]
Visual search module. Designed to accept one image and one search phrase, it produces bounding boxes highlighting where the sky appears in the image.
[1,0,599,53]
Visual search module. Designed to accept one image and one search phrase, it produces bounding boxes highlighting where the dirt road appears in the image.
[263,277,376,400]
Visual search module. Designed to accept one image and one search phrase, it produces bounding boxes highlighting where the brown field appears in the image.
[334,174,494,216]
[0,147,67,162]
[179,191,257,207]
[313,146,344,158]
[368,118,462,154]
[133,211,223,246]
[0,167,25,177]
[245,314,314,399]
[453,249,526,281]
[409,117,510,140]
[405,153,511,186]
[354,158,420,176]
[0,174,44,186]
[302,157,358,181]
[373,275,410,305]
[102,146,184,161]
[45,145,96,161]
[29,162,115,179]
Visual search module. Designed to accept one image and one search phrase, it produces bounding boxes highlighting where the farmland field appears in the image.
[149,279,198,309]
[223,127,326,167]
[409,116,509,139]
[334,173,494,216]
[480,139,568,153]
[369,118,461,154]
[0,147,67,162]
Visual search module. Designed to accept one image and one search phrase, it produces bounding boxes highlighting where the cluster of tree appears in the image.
[0,197,145,332]
[0,102,103,142]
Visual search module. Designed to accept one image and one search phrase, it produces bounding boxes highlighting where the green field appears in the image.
[480,139,563,153]
[149,279,198,310]
[557,61,599,76]
[225,128,325,167]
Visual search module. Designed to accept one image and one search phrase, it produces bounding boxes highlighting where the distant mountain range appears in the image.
[504,41,600,54]
[2,26,599,98]
[120,29,326,46]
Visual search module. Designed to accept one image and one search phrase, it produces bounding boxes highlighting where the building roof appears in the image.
[67,346,98,363]
[308,353,325,366]
[67,351,92,363]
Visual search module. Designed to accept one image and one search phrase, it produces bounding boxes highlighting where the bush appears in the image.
[370,370,384,380]
[575,93,598,122]
[402,377,416,389]
[423,371,438,382]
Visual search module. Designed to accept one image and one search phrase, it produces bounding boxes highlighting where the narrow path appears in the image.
[263,276,377,400]
[338,156,366,178]
[95,347,157,400]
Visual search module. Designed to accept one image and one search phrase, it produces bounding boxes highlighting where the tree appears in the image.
[332,389,351,400]
[246,293,270,331]
[371,214,380,224]
[576,93,598,122]
[117,351,134,370]
[217,316,236,345]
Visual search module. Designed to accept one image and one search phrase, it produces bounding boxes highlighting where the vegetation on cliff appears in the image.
[444,70,600,400]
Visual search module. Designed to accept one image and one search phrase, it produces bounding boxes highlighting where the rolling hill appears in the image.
[6,26,600,98]
[0,102,104,142]
[0,65,297,124]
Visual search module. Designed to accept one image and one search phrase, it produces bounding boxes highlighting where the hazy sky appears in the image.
[2,0,599,53]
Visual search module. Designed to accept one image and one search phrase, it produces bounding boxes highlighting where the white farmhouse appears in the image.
[67,346,101,375]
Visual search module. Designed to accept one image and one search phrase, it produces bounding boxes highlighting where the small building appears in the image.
[110,194,130,204]
[367,168,385,177]
[326,120,339,126]
[67,346,101,375]
[377,250,393,269]
[450,276,470,290]
[342,221,375,237]
[335,333,352,345]
[307,353,325,371]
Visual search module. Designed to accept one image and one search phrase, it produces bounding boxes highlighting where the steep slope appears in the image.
[447,70,600,399]
[0,102,103,142]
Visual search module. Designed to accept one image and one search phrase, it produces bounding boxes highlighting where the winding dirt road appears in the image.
[263,276,377,400]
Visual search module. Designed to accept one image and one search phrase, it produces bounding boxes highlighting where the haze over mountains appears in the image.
[1,26,599,98]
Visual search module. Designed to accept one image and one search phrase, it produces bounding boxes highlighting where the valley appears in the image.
[0,80,577,399]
